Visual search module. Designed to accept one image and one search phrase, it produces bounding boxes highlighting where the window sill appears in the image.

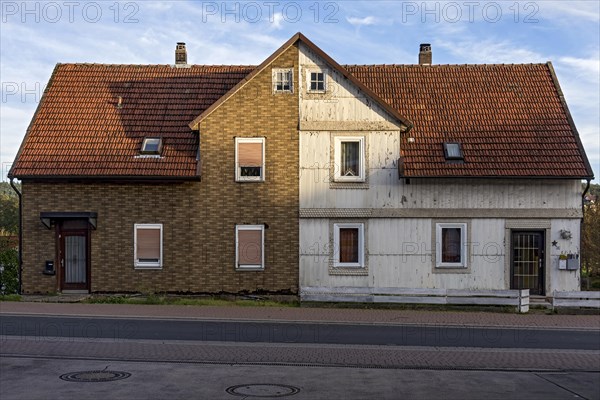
[135,154,162,159]
[236,266,265,271]
[134,266,163,270]
[333,263,363,268]
[329,266,368,276]
[433,265,469,274]
[330,181,369,190]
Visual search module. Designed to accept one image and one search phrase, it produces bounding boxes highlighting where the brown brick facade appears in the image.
[20,45,299,294]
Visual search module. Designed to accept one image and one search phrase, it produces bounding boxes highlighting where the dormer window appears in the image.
[443,142,463,160]
[141,137,162,155]
[272,68,293,93]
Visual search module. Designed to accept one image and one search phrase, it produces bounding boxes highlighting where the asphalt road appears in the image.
[1,314,599,350]
[2,356,599,400]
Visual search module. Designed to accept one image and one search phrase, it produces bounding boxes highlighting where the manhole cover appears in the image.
[226,384,300,398]
[59,370,131,382]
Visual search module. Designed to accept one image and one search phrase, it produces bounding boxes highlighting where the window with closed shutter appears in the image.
[236,138,265,181]
[236,225,264,269]
[134,224,162,268]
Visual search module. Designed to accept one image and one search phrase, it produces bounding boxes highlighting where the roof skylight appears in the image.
[141,137,162,155]
[443,142,463,160]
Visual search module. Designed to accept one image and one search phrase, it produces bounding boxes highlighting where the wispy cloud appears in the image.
[347,16,377,26]
[558,56,600,81]
[436,39,543,64]
[538,2,600,23]
[1,0,598,180]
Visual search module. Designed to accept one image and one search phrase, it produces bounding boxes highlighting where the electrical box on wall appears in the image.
[559,257,567,270]
[43,260,55,275]
[566,254,579,271]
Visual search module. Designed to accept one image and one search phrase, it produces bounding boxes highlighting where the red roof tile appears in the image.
[9,60,593,179]
[10,64,253,178]
[346,63,593,178]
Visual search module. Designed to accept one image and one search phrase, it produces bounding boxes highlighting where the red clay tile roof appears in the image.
[9,64,253,179]
[10,61,593,179]
[346,63,593,178]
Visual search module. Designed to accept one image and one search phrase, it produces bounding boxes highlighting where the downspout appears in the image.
[582,179,591,215]
[581,179,591,290]
[9,178,22,295]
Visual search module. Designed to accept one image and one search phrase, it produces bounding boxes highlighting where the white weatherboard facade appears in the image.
[297,42,582,297]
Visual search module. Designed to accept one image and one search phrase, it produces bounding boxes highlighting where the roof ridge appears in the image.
[58,63,257,68]
[344,63,549,67]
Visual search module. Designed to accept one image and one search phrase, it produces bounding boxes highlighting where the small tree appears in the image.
[0,237,18,294]
[581,202,600,289]
[0,191,19,236]
[0,183,19,294]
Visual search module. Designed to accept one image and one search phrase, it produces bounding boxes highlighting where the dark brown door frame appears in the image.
[510,230,545,296]
[56,223,91,292]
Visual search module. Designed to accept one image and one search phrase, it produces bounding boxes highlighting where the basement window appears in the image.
[141,137,162,155]
[443,142,463,160]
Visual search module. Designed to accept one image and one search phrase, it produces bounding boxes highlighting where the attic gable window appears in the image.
[308,70,326,92]
[141,137,162,155]
[273,68,293,93]
[443,142,463,160]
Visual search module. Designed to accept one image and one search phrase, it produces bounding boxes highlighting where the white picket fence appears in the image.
[301,287,530,313]
[552,291,600,309]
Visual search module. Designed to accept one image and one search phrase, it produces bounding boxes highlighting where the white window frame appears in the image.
[334,136,366,182]
[333,223,365,268]
[435,223,468,268]
[272,68,293,93]
[235,225,265,270]
[307,69,327,92]
[134,223,163,269]
[235,137,265,182]
[140,137,162,156]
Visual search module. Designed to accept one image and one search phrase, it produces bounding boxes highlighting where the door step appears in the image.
[529,295,552,309]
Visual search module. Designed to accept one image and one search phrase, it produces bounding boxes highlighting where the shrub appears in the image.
[0,238,19,295]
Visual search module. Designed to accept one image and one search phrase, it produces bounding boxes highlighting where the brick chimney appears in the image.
[419,43,432,65]
[175,42,187,65]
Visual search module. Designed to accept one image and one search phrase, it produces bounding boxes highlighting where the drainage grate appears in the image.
[226,384,300,398]
[60,370,131,382]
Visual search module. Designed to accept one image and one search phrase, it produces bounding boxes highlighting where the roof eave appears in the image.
[546,61,595,180]
[14,174,201,183]
[400,174,594,180]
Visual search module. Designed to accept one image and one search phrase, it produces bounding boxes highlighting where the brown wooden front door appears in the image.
[510,231,545,295]
[59,228,90,291]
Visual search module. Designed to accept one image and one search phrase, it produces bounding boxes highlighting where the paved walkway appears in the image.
[1,300,598,330]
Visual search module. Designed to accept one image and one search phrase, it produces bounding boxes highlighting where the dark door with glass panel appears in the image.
[511,231,545,295]
[60,230,89,291]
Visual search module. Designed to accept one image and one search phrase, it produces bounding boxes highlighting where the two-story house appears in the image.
[9,33,593,301]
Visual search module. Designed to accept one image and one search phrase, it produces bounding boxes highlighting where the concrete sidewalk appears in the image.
[1,300,598,329]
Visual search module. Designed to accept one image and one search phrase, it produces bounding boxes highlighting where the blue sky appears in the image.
[1,1,599,181]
